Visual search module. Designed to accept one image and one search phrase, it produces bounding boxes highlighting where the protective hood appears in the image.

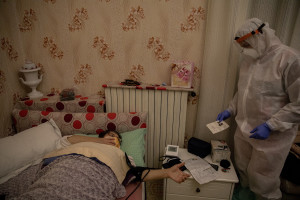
[228,17,300,200]
[235,18,281,58]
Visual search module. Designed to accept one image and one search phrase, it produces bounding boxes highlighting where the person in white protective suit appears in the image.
[217,18,300,200]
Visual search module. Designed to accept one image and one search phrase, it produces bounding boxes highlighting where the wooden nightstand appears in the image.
[163,148,239,200]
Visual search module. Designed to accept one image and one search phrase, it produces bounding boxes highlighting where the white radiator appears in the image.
[104,84,191,168]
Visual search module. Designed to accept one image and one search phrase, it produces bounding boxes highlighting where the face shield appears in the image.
[234,23,265,60]
[235,23,265,44]
[234,41,260,60]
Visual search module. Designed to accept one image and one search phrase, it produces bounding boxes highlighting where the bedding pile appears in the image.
[0,154,126,200]
[0,109,147,200]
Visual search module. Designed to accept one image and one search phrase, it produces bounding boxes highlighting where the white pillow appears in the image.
[0,119,62,184]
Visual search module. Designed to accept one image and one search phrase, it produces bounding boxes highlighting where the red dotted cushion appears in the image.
[15,94,105,113]
[12,109,147,136]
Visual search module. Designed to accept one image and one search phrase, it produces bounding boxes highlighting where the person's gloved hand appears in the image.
[217,110,231,122]
[249,123,271,140]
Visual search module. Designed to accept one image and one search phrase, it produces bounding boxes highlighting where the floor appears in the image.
[145,180,164,200]
[232,185,255,200]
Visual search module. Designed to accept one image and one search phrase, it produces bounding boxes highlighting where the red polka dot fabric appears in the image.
[12,109,147,136]
[85,113,94,121]
[25,100,33,106]
[73,120,82,129]
[15,94,105,113]
[107,113,117,120]
[131,116,140,126]
[64,114,73,123]
[19,110,28,117]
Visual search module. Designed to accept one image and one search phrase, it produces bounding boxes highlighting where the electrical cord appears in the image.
[159,155,179,162]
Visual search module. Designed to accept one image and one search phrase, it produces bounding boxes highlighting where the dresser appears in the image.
[163,148,239,200]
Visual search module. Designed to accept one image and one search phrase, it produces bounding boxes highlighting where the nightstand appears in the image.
[163,148,239,200]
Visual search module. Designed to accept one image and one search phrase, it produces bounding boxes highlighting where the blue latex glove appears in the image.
[217,110,231,122]
[249,123,271,140]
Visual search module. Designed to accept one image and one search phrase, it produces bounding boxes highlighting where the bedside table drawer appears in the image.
[166,178,232,199]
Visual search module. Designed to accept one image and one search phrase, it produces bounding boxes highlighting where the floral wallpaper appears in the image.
[0,0,207,138]
[1,38,18,61]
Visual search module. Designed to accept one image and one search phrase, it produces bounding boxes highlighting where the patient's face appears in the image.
[105,131,120,139]
[104,131,121,147]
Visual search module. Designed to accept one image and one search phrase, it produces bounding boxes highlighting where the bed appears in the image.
[0,94,148,200]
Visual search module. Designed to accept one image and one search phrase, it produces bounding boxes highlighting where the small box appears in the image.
[211,140,231,163]
[171,61,194,88]
[188,137,211,158]
[60,88,75,101]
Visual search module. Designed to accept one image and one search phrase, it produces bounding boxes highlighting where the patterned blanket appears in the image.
[0,155,126,200]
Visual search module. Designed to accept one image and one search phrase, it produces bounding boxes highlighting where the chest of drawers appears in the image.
[163,148,239,200]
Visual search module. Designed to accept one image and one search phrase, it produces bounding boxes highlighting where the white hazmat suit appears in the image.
[225,18,300,200]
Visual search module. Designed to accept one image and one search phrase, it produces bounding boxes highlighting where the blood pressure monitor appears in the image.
[166,145,179,157]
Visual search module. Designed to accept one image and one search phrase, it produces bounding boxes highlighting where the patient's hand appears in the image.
[142,162,190,182]
[166,162,190,183]
[99,136,116,146]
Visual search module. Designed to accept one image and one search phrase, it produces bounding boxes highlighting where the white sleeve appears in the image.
[56,135,72,149]
[267,58,300,131]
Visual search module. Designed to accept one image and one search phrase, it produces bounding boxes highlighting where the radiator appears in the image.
[104,84,191,168]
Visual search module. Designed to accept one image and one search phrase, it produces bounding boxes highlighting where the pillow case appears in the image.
[72,128,147,167]
[12,109,147,136]
[16,94,105,113]
[0,119,62,184]
[120,129,146,167]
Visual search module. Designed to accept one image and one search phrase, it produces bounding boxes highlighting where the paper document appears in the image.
[206,121,229,134]
[184,157,217,185]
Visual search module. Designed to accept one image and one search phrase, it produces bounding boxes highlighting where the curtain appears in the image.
[194,0,300,150]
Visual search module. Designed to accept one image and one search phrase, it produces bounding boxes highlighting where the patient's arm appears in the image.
[67,135,116,146]
[142,162,190,183]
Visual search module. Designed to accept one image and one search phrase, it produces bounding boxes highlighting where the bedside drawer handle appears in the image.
[196,188,200,193]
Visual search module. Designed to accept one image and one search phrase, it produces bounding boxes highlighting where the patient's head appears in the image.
[98,130,122,148]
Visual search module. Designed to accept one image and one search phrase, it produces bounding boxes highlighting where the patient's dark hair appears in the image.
[98,130,122,141]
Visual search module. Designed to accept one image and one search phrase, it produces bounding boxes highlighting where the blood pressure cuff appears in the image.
[188,137,211,158]
[123,152,154,184]
[126,167,150,182]
[162,158,187,171]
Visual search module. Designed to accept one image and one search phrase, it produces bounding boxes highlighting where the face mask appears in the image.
[241,48,259,59]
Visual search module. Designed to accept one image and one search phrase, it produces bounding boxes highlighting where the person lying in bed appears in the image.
[1,130,190,200]
[66,130,190,184]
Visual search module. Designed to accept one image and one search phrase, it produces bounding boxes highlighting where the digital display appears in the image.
[168,146,177,152]
[166,145,179,157]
